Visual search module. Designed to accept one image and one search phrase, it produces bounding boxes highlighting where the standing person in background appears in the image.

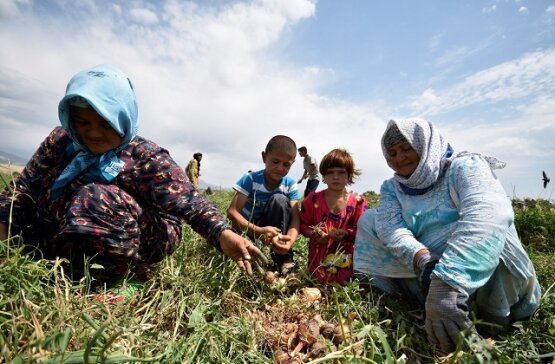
[186,152,202,188]
[297,146,319,198]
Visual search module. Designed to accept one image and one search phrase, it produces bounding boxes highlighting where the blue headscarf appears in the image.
[51,64,139,198]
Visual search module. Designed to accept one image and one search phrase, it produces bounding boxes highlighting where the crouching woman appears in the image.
[0,64,264,280]
[353,118,541,353]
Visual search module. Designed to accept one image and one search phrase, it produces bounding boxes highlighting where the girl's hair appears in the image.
[319,148,361,185]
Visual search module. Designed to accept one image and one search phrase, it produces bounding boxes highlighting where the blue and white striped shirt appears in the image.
[233,169,301,221]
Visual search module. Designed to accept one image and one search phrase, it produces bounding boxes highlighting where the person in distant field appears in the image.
[354,118,541,354]
[299,149,367,285]
[186,152,202,188]
[227,135,301,275]
[297,146,319,198]
[0,64,265,288]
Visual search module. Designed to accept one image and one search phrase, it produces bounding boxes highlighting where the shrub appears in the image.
[513,198,555,252]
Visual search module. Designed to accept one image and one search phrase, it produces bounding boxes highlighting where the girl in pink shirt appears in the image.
[299,149,367,285]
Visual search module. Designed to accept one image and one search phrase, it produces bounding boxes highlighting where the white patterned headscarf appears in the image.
[381,119,505,191]
[381,119,455,190]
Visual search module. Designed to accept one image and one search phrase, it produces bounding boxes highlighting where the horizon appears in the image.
[0,148,552,201]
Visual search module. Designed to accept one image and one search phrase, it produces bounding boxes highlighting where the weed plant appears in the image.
[0,185,554,363]
[513,198,555,252]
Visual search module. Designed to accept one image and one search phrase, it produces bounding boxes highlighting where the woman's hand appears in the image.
[425,275,475,354]
[413,249,437,293]
[219,229,269,275]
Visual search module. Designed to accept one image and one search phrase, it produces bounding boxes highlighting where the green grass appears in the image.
[1,185,554,363]
[0,170,15,192]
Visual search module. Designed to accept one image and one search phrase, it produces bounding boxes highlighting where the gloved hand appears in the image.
[414,252,438,294]
[425,275,474,354]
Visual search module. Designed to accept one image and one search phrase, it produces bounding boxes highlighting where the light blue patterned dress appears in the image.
[354,154,541,319]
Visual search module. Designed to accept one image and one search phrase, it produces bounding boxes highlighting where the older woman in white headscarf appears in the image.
[354,118,540,354]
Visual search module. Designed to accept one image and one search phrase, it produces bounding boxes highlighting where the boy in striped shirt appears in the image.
[227,135,301,275]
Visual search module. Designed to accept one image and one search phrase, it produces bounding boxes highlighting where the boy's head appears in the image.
[319,148,361,185]
[262,135,297,185]
[265,135,297,155]
[297,146,307,157]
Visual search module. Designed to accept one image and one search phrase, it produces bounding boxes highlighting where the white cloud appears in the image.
[430,31,501,81]
[439,96,555,198]
[546,5,555,14]
[518,6,528,14]
[428,33,444,52]
[408,49,555,116]
[0,0,29,18]
[130,7,159,25]
[482,5,497,13]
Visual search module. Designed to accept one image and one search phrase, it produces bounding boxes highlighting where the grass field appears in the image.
[0,164,23,175]
[0,174,554,363]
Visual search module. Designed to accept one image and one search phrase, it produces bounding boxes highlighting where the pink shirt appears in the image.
[300,190,367,285]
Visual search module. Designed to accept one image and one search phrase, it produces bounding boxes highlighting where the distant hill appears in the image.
[198,179,231,191]
[0,150,28,166]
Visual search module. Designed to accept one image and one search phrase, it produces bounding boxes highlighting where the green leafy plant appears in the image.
[513,198,555,252]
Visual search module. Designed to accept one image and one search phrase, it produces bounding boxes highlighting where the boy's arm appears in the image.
[297,170,308,184]
[268,199,300,255]
[287,200,300,242]
[227,192,279,240]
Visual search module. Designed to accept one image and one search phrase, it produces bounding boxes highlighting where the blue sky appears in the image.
[283,1,552,101]
[0,0,554,199]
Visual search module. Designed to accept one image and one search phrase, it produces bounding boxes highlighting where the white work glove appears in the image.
[425,274,474,354]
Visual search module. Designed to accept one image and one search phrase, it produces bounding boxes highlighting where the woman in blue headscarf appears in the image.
[354,118,541,354]
[0,64,265,279]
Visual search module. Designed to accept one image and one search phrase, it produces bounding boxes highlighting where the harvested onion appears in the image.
[301,287,322,302]
[263,271,276,284]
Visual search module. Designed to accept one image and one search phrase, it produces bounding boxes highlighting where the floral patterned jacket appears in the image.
[0,127,228,250]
